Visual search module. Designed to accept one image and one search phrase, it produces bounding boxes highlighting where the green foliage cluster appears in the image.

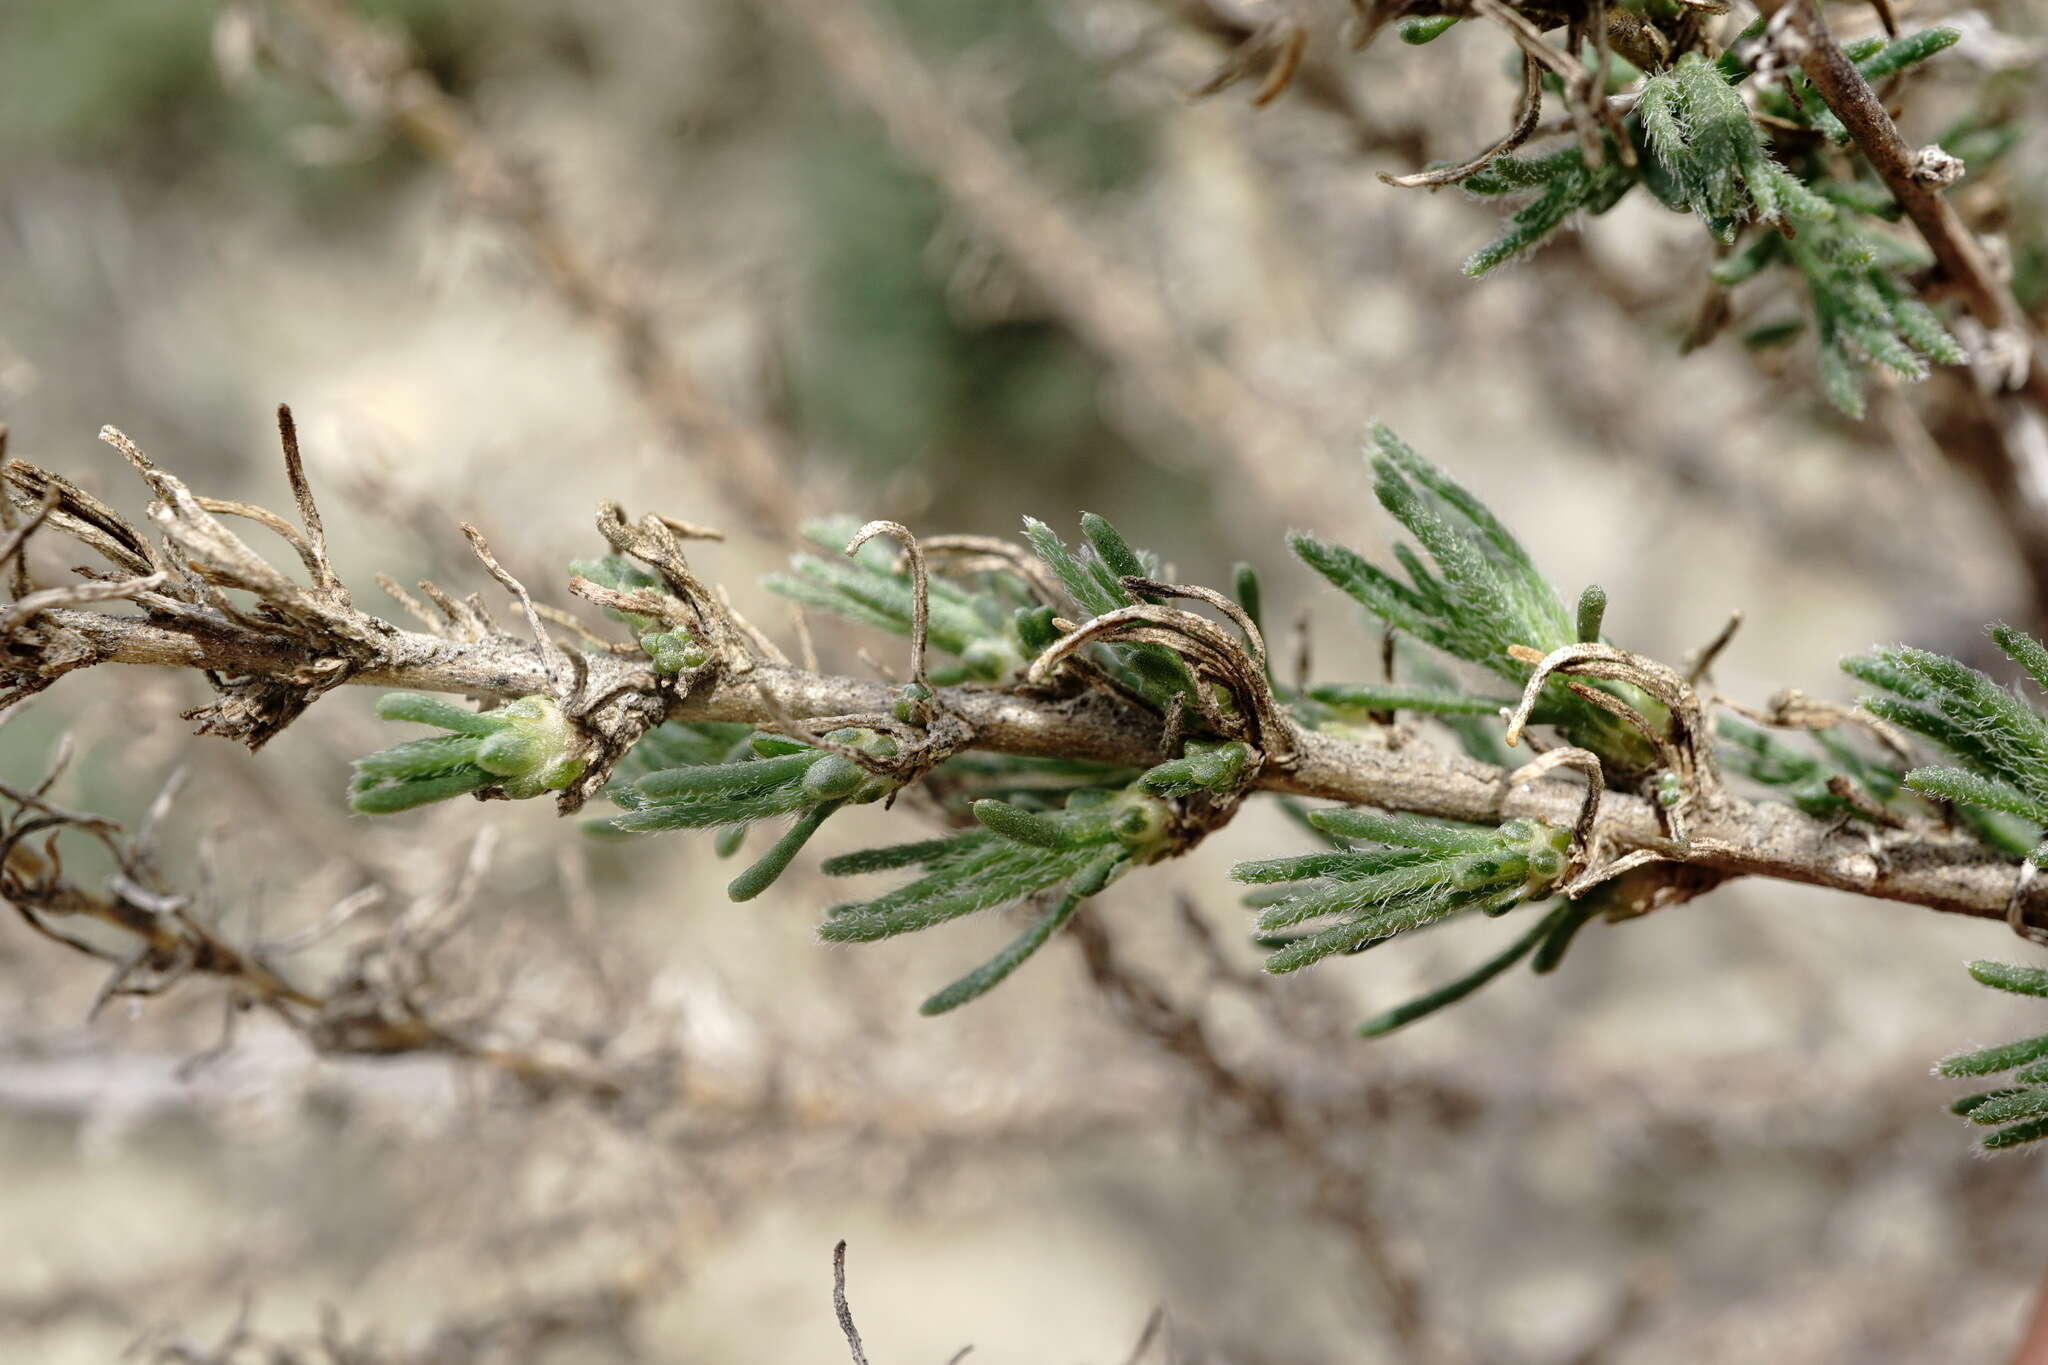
[1022,513,1201,709]
[1460,139,1638,278]
[569,555,707,675]
[1942,961,2048,1151]
[1290,426,1654,768]
[765,519,1046,683]
[1443,26,1967,415]
[1234,810,1571,971]
[823,787,1175,1015]
[1846,627,2048,865]
[1637,52,1835,230]
[350,693,584,813]
[814,736,1256,1015]
[601,726,902,902]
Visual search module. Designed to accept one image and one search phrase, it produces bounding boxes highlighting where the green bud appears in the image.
[1012,605,1060,655]
[1109,792,1172,855]
[1497,818,1540,845]
[1576,585,1607,643]
[961,638,1019,682]
[1398,15,1459,43]
[803,754,866,801]
[355,692,581,808]
[475,728,543,777]
[640,629,706,674]
[892,682,934,724]
[825,727,900,760]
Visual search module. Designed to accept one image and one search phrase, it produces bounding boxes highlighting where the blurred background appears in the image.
[2,0,2046,1360]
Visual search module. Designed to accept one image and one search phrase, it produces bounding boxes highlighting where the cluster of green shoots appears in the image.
[345,426,2048,1144]
[600,724,903,903]
[1942,962,2048,1152]
[1403,17,1969,416]
[1237,810,1599,1036]
[1845,628,2048,864]
[350,693,584,813]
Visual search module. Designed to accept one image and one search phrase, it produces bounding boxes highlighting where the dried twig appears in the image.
[832,1241,871,1365]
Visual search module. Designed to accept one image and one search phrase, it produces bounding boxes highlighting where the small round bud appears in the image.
[475,729,542,777]
[891,682,933,724]
[489,695,585,799]
[1012,605,1058,654]
[803,754,865,801]
[826,727,900,760]
[640,630,705,674]
[1109,793,1172,852]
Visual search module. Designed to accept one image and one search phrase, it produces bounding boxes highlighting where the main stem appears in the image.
[38,607,2032,925]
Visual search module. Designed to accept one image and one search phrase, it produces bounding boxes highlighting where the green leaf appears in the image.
[728,801,843,902]
[1968,960,2048,999]
[918,852,1122,1016]
[1964,1087,2048,1126]
[1359,901,1568,1037]
[1937,1031,2048,1078]
[1905,768,2048,825]
[351,765,493,814]
[634,751,821,800]
[1981,1115,2048,1150]
[374,692,500,736]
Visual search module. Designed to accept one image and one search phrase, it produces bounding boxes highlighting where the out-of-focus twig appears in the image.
[0,762,625,1101]
[1758,0,2048,620]
[256,0,805,537]
[761,0,1343,526]
[1068,914,1453,1363]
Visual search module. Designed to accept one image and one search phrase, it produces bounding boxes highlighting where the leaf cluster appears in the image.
[1458,137,1637,278]
[1643,45,1964,418]
[1712,200,1963,419]
[1752,28,1961,148]
[1291,426,1653,768]
[350,692,585,813]
[600,725,902,901]
[1450,30,1964,416]
[1232,808,1597,1034]
[1845,627,2048,864]
[766,518,1047,683]
[1941,961,2048,1152]
[1022,513,1200,709]
[1638,52,1834,235]
[822,786,1177,1015]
